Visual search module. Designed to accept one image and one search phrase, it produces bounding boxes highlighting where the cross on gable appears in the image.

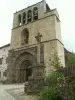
[35,32,42,42]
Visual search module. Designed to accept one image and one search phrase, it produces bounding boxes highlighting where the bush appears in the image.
[39,87,62,100]
[46,72,64,87]
[47,72,64,79]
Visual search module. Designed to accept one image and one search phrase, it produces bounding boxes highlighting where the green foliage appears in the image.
[72,84,75,93]
[46,72,64,87]
[66,53,75,67]
[49,55,62,70]
[39,73,63,100]
[47,72,64,79]
[39,87,62,100]
[63,78,75,100]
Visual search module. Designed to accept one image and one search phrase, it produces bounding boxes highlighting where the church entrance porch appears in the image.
[10,52,37,83]
[7,45,44,84]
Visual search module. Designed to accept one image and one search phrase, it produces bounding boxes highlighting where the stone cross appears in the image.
[35,32,42,43]
[35,32,42,64]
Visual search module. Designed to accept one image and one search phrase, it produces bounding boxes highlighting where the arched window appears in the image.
[33,7,38,20]
[21,28,29,45]
[27,10,32,23]
[46,4,50,12]
[22,12,26,24]
[18,14,21,26]
[3,70,7,77]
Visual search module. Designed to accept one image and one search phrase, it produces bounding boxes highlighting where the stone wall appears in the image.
[0,44,10,81]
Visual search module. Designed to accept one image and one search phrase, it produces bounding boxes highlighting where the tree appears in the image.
[48,47,62,71]
[66,53,75,67]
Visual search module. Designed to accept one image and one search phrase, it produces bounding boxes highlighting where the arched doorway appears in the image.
[14,52,36,83]
[18,60,32,83]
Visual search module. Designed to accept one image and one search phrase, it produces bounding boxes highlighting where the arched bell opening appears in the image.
[33,7,38,21]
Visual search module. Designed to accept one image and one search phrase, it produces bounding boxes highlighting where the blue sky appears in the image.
[0,0,75,52]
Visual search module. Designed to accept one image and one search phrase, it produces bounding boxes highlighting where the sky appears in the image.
[0,0,75,52]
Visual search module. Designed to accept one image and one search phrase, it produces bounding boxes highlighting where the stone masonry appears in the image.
[7,0,65,94]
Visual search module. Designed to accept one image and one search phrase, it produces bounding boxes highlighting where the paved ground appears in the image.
[0,83,24,100]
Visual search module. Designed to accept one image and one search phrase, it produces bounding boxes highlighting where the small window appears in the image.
[0,72,1,77]
[33,7,38,20]
[3,70,7,77]
[46,4,50,12]
[0,58,3,65]
[18,14,21,26]
[27,10,32,23]
[22,12,26,24]
[6,57,8,64]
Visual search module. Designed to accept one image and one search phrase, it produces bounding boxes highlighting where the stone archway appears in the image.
[13,52,36,83]
[18,60,32,83]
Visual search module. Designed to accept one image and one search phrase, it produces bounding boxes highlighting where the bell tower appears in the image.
[7,0,65,93]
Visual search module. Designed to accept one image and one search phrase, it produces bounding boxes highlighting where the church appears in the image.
[0,0,65,84]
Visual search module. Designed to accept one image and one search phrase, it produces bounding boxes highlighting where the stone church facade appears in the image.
[7,0,65,85]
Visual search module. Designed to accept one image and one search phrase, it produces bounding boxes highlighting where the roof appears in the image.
[0,44,10,49]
